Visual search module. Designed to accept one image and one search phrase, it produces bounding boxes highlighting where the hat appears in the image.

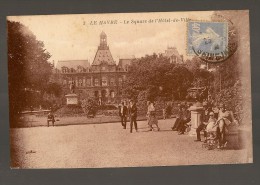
[219,103,225,108]
[209,112,214,116]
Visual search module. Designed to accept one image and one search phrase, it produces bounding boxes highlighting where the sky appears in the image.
[7,11,213,66]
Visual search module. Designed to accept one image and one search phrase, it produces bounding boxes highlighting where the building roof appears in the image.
[118,57,135,68]
[55,60,90,70]
[92,31,116,66]
[163,47,182,61]
[92,47,116,65]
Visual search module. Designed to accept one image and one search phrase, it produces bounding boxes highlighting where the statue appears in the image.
[70,81,75,94]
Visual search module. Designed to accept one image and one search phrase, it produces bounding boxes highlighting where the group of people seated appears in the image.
[171,102,193,135]
[171,101,237,149]
[199,103,237,149]
[118,99,237,149]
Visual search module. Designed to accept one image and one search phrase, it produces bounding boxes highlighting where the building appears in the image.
[53,31,134,105]
[118,55,135,72]
[162,46,183,64]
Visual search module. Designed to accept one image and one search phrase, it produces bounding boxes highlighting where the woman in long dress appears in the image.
[147,101,160,131]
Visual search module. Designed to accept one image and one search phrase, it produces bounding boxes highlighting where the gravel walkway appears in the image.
[10,119,249,168]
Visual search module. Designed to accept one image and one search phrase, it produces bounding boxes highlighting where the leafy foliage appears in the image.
[123,53,193,103]
[44,82,62,97]
[8,21,52,125]
[81,98,99,117]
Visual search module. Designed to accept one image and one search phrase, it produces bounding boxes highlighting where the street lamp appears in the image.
[200,64,218,101]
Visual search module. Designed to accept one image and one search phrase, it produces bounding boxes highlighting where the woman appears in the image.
[212,102,219,119]
[171,104,182,131]
[147,101,160,131]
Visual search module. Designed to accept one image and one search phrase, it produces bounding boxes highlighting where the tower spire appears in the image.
[99,31,108,49]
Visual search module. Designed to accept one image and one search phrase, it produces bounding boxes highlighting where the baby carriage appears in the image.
[202,131,219,150]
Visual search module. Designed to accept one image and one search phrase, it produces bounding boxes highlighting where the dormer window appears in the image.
[102,77,107,86]
[94,79,99,86]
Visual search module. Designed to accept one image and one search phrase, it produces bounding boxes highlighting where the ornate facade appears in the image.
[162,46,183,64]
[53,32,133,105]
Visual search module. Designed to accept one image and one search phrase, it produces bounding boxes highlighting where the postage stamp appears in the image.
[187,21,229,63]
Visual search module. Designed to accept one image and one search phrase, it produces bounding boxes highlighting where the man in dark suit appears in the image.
[47,111,55,127]
[178,106,191,135]
[119,102,128,129]
[128,100,138,133]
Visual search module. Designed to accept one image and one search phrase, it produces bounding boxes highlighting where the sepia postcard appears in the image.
[8,10,252,168]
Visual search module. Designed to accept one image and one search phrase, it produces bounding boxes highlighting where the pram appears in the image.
[202,131,219,150]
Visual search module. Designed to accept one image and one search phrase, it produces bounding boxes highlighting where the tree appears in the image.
[186,57,213,88]
[8,21,52,126]
[45,82,62,97]
[164,65,194,100]
[122,54,174,101]
[122,53,194,106]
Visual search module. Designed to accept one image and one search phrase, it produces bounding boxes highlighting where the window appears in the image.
[62,67,68,73]
[118,78,123,85]
[102,77,107,86]
[69,77,72,84]
[86,79,91,86]
[63,80,67,85]
[102,66,106,71]
[82,77,85,87]
[94,91,99,97]
[95,79,99,86]
[110,78,115,86]
[78,79,83,87]
[110,91,115,98]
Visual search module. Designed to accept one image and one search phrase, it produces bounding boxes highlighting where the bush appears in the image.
[215,81,244,124]
[54,105,84,116]
[99,104,118,110]
[81,98,98,117]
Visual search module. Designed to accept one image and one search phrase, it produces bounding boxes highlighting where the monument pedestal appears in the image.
[188,102,204,136]
[65,94,78,105]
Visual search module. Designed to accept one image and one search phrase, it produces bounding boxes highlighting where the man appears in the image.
[119,102,128,129]
[47,111,55,127]
[128,100,138,133]
[216,103,236,149]
[165,102,172,119]
[194,105,210,141]
[178,106,191,135]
